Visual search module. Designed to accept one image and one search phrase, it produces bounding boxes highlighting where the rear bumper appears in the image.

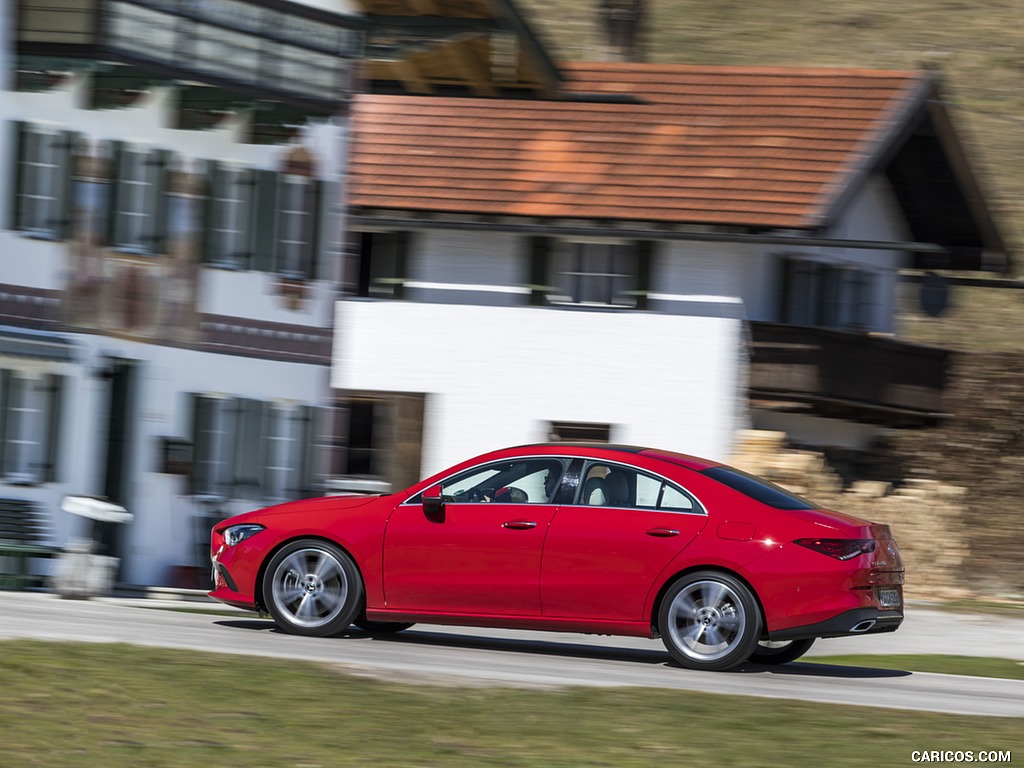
[767,607,903,642]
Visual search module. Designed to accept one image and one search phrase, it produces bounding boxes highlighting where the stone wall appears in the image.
[730,430,972,601]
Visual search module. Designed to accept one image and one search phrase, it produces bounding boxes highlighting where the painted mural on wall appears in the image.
[60,131,328,336]
[65,139,201,343]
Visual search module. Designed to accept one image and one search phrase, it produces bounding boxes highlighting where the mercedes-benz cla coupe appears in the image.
[210,443,904,671]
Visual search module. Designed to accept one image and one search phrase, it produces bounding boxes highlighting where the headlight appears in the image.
[223,523,265,547]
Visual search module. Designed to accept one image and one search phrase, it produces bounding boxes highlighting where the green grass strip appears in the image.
[1,641,1020,767]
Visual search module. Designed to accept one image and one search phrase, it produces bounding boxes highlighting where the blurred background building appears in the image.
[0,0,1012,589]
[1,0,363,585]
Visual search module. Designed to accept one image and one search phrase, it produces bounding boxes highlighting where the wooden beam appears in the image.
[406,0,440,14]
[444,34,497,96]
[389,58,434,94]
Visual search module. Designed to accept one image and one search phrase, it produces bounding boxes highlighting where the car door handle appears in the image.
[645,528,680,537]
[502,521,538,530]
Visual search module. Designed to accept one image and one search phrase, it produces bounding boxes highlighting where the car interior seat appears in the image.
[604,470,632,507]
[581,475,608,506]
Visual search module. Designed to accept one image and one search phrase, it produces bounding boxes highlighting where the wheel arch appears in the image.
[648,565,767,639]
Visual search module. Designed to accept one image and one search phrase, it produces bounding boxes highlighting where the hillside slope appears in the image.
[519,0,1023,265]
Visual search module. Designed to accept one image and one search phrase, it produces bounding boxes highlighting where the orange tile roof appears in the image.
[349,62,929,229]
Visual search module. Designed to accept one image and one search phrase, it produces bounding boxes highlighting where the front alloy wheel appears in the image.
[263,540,364,637]
[658,571,762,671]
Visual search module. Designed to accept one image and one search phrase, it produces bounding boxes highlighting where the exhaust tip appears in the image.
[850,620,876,633]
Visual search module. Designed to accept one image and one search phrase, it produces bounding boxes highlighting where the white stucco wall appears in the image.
[826,175,912,333]
[334,301,745,477]
[0,72,343,585]
[0,76,344,329]
[4,332,331,586]
[651,241,752,319]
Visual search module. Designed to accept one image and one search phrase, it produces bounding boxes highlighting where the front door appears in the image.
[383,457,565,616]
[95,359,136,563]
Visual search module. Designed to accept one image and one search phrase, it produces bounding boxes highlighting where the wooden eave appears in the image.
[354,0,563,98]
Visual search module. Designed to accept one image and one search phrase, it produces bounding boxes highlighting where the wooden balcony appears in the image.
[14,0,364,112]
[748,322,952,427]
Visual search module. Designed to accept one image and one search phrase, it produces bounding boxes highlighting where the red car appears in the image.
[209,443,904,671]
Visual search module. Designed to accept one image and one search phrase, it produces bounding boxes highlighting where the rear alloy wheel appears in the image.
[748,638,815,665]
[263,540,364,637]
[658,571,762,671]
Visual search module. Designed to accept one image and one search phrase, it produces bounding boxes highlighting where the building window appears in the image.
[191,395,319,501]
[356,231,408,299]
[249,171,322,280]
[343,399,382,476]
[9,122,76,239]
[275,175,318,279]
[550,241,638,307]
[549,421,611,443]
[779,257,876,330]
[0,372,62,485]
[191,396,236,498]
[530,238,650,308]
[207,163,254,269]
[264,405,303,502]
[110,143,168,254]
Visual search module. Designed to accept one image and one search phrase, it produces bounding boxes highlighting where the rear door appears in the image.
[540,461,708,621]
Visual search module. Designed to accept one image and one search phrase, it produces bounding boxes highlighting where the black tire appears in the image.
[658,570,762,671]
[354,619,416,635]
[748,638,815,665]
[262,539,364,637]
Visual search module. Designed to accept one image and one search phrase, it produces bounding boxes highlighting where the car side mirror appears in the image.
[422,484,445,517]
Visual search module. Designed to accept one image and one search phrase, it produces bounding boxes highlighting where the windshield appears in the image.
[701,466,816,510]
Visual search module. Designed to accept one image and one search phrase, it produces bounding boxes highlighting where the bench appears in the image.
[0,498,60,590]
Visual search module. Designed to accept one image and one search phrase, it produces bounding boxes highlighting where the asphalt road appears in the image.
[1,592,1022,718]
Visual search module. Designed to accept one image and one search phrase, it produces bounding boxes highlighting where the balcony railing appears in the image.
[748,322,951,427]
[15,0,364,110]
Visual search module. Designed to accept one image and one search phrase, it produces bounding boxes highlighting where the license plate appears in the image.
[878,587,901,608]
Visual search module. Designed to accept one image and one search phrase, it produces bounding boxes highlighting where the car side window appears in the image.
[441,458,565,504]
[578,463,699,513]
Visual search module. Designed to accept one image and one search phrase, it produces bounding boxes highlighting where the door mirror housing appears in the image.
[422,484,445,516]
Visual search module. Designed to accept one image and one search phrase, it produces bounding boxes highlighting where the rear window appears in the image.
[701,466,816,510]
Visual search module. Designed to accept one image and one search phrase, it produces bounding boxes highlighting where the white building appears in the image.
[1,0,361,586]
[334,62,1010,486]
[0,0,602,586]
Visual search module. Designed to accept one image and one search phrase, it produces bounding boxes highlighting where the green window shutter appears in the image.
[239,170,256,270]
[189,393,214,495]
[8,121,27,232]
[295,405,316,499]
[106,140,124,248]
[251,170,278,273]
[0,369,10,474]
[393,230,411,300]
[306,179,325,280]
[232,398,265,500]
[55,131,80,241]
[44,374,64,483]
[148,149,172,254]
[201,159,219,265]
[635,240,653,311]
[528,236,550,306]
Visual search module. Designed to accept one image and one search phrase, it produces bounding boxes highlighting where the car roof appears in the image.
[510,443,722,472]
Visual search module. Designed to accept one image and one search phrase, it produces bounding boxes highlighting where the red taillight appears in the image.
[795,538,876,561]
